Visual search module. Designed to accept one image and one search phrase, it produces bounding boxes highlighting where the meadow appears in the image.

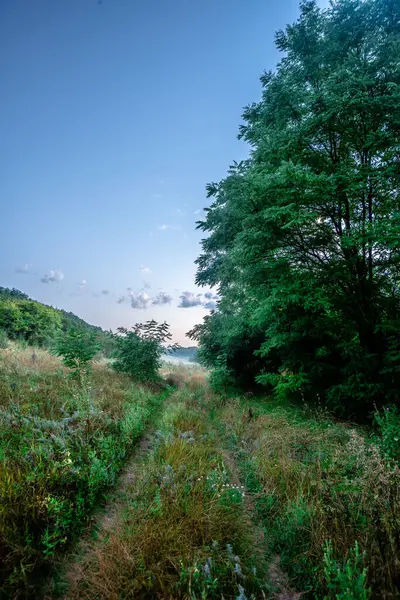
[1,342,399,599]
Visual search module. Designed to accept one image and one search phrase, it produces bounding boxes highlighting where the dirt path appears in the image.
[43,405,168,600]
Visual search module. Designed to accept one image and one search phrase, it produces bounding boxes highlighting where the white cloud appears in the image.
[194,209,202,215]
[101,290,109,295]
[117,296,126,304]
[178,291,203,308]
[140,266,152,274]
[41,270,64,284]
[204,291,213,299]
[15,263,31,274]
[129,290,152,309]
[153,291,173,305]
[78,279,87,288]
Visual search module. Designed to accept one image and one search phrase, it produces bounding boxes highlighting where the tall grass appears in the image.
[64,386,268,600]
[219,397,400,598]
[0,343,165,597]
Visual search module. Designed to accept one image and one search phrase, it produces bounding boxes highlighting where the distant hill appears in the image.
[0,286,114,354]
[168,346,198,363]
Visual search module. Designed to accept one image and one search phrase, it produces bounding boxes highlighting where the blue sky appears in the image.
[0,0,327,344]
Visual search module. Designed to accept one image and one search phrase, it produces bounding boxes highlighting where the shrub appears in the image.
[113,320,174,383]
[52,328,100,380]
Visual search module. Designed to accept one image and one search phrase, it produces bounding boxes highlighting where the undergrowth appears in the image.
[0,343,166,598]
[219,397,400,599]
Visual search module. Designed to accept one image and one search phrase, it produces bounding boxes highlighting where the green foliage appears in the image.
[0,287,115,355]
[0,298,61,346]
[322,540,371,600]
[373,405,400,462]
[0,329,9,349]
[53,328,100,379]
[209,365,241,397]
[191,0,400,419]
[113,320,174,382]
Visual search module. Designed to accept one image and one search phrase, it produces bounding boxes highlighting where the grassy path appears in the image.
[55,385,276,599]
[46,378,398,600]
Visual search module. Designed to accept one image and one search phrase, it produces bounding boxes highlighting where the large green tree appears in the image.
[190,0,400,418]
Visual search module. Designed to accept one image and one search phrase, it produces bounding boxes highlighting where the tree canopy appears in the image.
[190,0,400,419]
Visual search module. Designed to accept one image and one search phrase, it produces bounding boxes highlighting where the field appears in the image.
[0,344,399,599]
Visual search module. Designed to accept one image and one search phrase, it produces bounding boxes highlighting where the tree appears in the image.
[53,328,100,379]
[112,320,175,383]
[191,0,400,418]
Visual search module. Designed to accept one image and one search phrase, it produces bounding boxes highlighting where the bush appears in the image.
[113,320,173,383]
[52,328,100,379]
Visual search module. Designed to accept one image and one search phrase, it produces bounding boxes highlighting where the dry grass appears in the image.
[219,398,400,598]
[62,389,266,600]
[160,362,208,391]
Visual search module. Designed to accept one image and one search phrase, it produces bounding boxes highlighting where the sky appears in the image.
[0,0,328,344]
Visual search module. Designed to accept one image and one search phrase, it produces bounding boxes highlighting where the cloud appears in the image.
[194,209,202,215]
[129,291,152,309]
[143,281,152,289]
[178,291,203,308]
[41,270,64,284]
[117,296,125,304]
[204,292,213,299]
[140,266,152,274]
[153,291,173,305]
[101,290,109,295]
[204,301,217,310]
[15,263,31,274]
[78,279,87,288]
[157,224,180,231]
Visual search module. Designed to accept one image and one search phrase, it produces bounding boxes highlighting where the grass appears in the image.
[63,385,268,599]
[0,343,167,598]
[218,397,400,599]
[1,344,399,599]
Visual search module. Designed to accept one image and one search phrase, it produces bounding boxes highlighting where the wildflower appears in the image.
[212,540,219,549]
[234,562,243,577]
[236,584,247,600]
[227,543,233,557]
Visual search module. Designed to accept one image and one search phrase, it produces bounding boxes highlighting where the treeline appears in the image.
[0,287,114,355]
[190,0,400,420]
